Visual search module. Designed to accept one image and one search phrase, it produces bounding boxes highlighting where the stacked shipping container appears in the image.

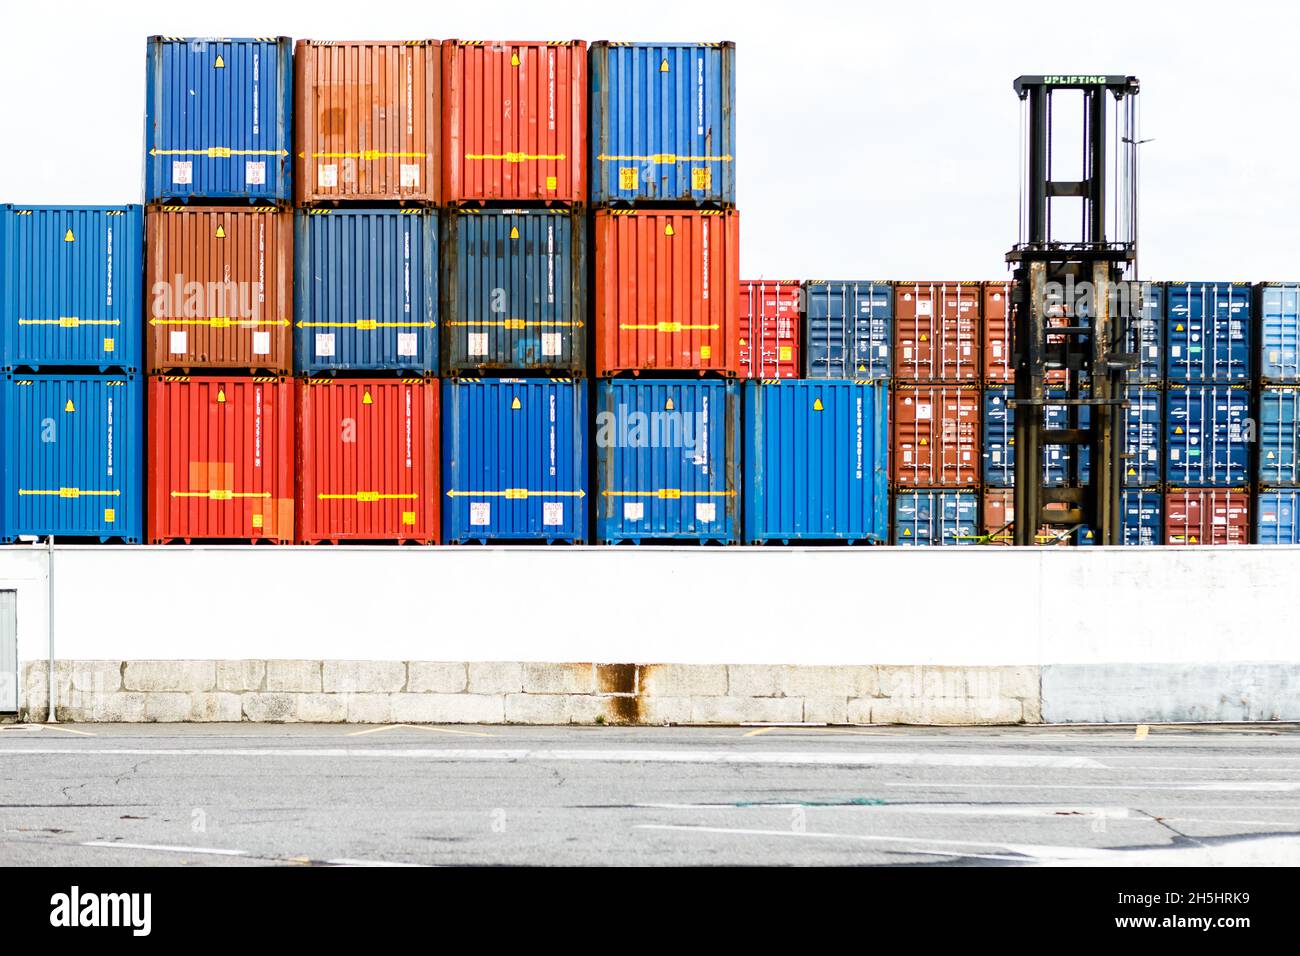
[1256,282,1300,543]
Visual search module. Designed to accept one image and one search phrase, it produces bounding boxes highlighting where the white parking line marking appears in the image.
[82,840,247,857]
[635,802,1135,819]
[324,858,425,867]
[0,747,1107,769]
[345,724,492,738]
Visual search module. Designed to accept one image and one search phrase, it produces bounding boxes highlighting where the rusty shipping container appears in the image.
[1165,488,1250,546]
[894,281,982,382]
[892,384,981,486]
[982,280,1013,383]
[738,280,800,379]
[442,40,586,205]
[146,207,293,373]
[148,376,294,543]
[594,209,739,377]
[294,40,441,205]
[981,489,1094,547]
[297,379,439,544]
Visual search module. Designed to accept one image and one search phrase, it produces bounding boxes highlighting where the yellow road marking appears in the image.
[42,725,97,736]
[1135,725,1150,740]
[742,727,775,737]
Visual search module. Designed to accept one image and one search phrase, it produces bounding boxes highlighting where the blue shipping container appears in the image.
[1,374,142,542]
[893,490,979,546]
[443,209,586,374]
[1165,281,1251,382]
[743,380,889,544]
[1165,384,1251,486]
[1258,386,1300,486]
[1,205,142,372]
[595,380,738,544]
[589,42,735,205]
[1259,282,1300,383]
[1121,489,1163,546]
[145,37,292,203]
[1125,281,1164,383]
[441,378,587,543]
[294,209,438,374]
[1122,385,1162,487]
[803,281,892,379]
[981,387,1091,487]
[1256,489,1300,544]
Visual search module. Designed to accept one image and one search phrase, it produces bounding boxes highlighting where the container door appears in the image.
[0,591,16,713]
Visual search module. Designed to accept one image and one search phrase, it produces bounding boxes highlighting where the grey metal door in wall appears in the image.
[0,591,16,712]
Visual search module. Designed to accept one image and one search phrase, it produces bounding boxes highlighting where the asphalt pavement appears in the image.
[1,722,1298,866]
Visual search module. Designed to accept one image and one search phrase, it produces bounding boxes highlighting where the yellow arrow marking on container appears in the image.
[618,322,719,333]
[446,489,585,498]
[149,147,289,158]
[170,490,270,500]
[64,229,75,242]
[18,488,119,498]
[18,317,120,327]
[601,489,735,499]
[596,153,733,164]
[295,320,434,329]
[318,492,418,502]
[150,318,290,327]
[464,152,567,163]
[310,150,429,160]
[447,320,582,329]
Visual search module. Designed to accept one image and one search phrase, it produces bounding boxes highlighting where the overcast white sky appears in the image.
[2,0,1296,280]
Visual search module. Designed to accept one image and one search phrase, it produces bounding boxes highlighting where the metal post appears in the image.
[46,535,55,724]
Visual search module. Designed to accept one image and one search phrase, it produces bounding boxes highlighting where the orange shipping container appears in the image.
[294,40,441,205]
[146,207,293,374]
[982,488,1082,546]
[442,40,586,205]
[982,280,1013,383]
[892,384,981,486]
[894,281,982,382]
[148,376,295,543]
[594,209,739,377]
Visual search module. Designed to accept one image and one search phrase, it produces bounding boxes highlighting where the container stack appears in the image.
[143,37,296,545]
[1164,282,1253,545]
[0,205,144,543]
[892,281,982,546]
[1255,282,1300,543]
[291,40,442,545]
[440,40,589,544]
[590,41,742,545]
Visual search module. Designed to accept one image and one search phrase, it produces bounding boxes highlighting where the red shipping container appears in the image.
[442,40,586,204]
[982,280,1013,383]
[294,40,442,205]
[892,385,981,486]
[738,280,800,379]
[146,207,293,374]
[297,379,440,544]
[594,209,740,377]
[894,281,982,382]
[982,488,1080,546]
[148,376,295,543]
[1165,489,1250,546]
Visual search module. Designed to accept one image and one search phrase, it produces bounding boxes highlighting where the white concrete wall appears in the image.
[2,544,1297,668]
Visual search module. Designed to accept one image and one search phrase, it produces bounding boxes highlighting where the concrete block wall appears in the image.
[19,661,1041,726]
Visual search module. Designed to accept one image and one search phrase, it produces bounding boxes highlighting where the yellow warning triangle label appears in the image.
[665,397,675,410]
[511,397,522,410]
[64,229,75,242]
[362,390,373,405]
[903,528,912,536]
[1175,426,1184,434]
[813,398,824,411]
[920,333,928,342]
[1176,323,1184,332]
[216,389,226,403]
[509,226,519,239]
[738,338,747,346]
[215,224,226,239]
[214,54,225,68]
[920,438,928,445]
[1268,451,1276,458]
[664,223,675,237]
[857,364,866,372]
[1190,536,1198,544]
[64,399,75,413]
[659,59,670,73]
[510,52,520,66]
[1127,467,1137,476]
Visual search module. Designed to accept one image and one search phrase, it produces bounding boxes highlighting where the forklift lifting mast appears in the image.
[1006,75,1142,546]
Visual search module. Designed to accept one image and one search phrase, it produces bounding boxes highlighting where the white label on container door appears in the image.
[1171,449,1181,460]
[543,502,564,526]
[541,333,562,357]
[172,161,192,184]
[1171,345,1182,357]
[1213,516,1227,525]
[252,331,270,354]
[470,502,491,526]
[992,342,1002,356]
[878,345,888,356]
[992,451,1002,463]
[318,164,338,188]
[903,347,913,359]
[917,300,933,317]
[917,403,932,420]
[169,330,187,354]
[695,502,716,522]
[467,333,488,356]
[315,333,336,356]
[903,451,913,463]
[623,502,644,521]
[397,333,418,357]
[245,161,266,186]
[400,164,420,187]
